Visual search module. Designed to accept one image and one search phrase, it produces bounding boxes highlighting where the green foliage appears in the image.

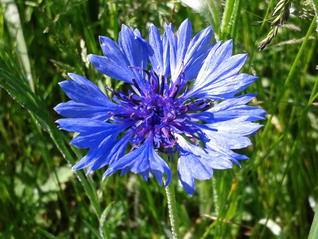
[309,205,318,239]
[258,0,292,50]
[0,0,318,238]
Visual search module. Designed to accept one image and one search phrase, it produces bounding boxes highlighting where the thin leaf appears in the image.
[99,202,115,239]
[0,51,102,218]
[83,220,102,239]
[309,204,318,239]
[36,227,59,239]
[4,1,34,92]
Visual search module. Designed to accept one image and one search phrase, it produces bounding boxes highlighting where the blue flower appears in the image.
[55,19,266,196]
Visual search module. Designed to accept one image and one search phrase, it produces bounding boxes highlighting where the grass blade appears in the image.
[0,50,102,218]
[3,1,34,92]
[99,202,115,239]
[309,204,318,239]
[36,227,59,239]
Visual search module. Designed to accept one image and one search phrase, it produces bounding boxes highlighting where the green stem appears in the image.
[220,0,235,38]
[164,179,180,239]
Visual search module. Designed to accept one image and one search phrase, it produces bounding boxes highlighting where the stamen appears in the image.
[147,105,156,110]
[130,113,143,120]
[132,78,144,96]
[105,86,119,97]
[167,110,177,122]
[180,105,188,114]
[169,85,179,99]
[201,101,214,111]
[160,75,165,96]
[181,61,185,77]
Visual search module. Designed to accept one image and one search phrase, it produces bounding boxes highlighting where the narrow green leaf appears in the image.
[309,204,318,239]
[36,227,59,239]
[0,52,48,130]
[0,51,102,218]
[230,0,242,53]
[220,0,235,38]
[99,202,115,239]
[83,220,102,239]
[3,1,34,92]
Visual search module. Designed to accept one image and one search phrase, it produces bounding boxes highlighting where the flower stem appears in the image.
[164,179,180,239]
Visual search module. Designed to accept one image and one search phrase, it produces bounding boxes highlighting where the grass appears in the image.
[0,0,318,238]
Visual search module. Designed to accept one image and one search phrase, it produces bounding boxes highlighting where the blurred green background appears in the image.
[0,0,318,238]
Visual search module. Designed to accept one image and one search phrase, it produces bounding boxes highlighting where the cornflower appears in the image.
[55,19,266,196]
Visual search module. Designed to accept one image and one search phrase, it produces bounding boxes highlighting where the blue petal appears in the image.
[59,73,114,106]
[177,146,212,197]
[187,73,257,100]
[184,26,212,65]
[134,29,155,73]
[165,23,177,79]
[148,24,163,74]
[147,24,171,78]
[162,24,171,77]
[204,117,263,149]
[184,43,215,80]
[99,36,131,69]
[54,101,115,121]
[187,50,249,98]
[176,135,237,196]
[57,118,113,134]
[206,53,248,85]
[209,117,262,135]
[177,135,233,169]
[71,126,136,171]
[209,95,266,121]
[173,19,193,80]
[119,24,141,68]
[85,132,134,174]
[88,54,134,84]
[177,153,195,197]
[132,28,148,70]
[66,120,134,152]
[72,139,111,171]
[167,19,216,82]
[183,26,213,80]
[195,39,232,86]
[71,151,94,170]
[103,131,171,187]
[70,130,113,148]
[57,118,134,135]
[55,74,127,120]
[192,94,267,122]
[118,25,147,81]
[205,139,247,165]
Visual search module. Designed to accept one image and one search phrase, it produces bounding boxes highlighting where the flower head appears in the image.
[55,19,266,196]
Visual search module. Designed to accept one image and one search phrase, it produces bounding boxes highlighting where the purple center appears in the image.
[105,66,212,151]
